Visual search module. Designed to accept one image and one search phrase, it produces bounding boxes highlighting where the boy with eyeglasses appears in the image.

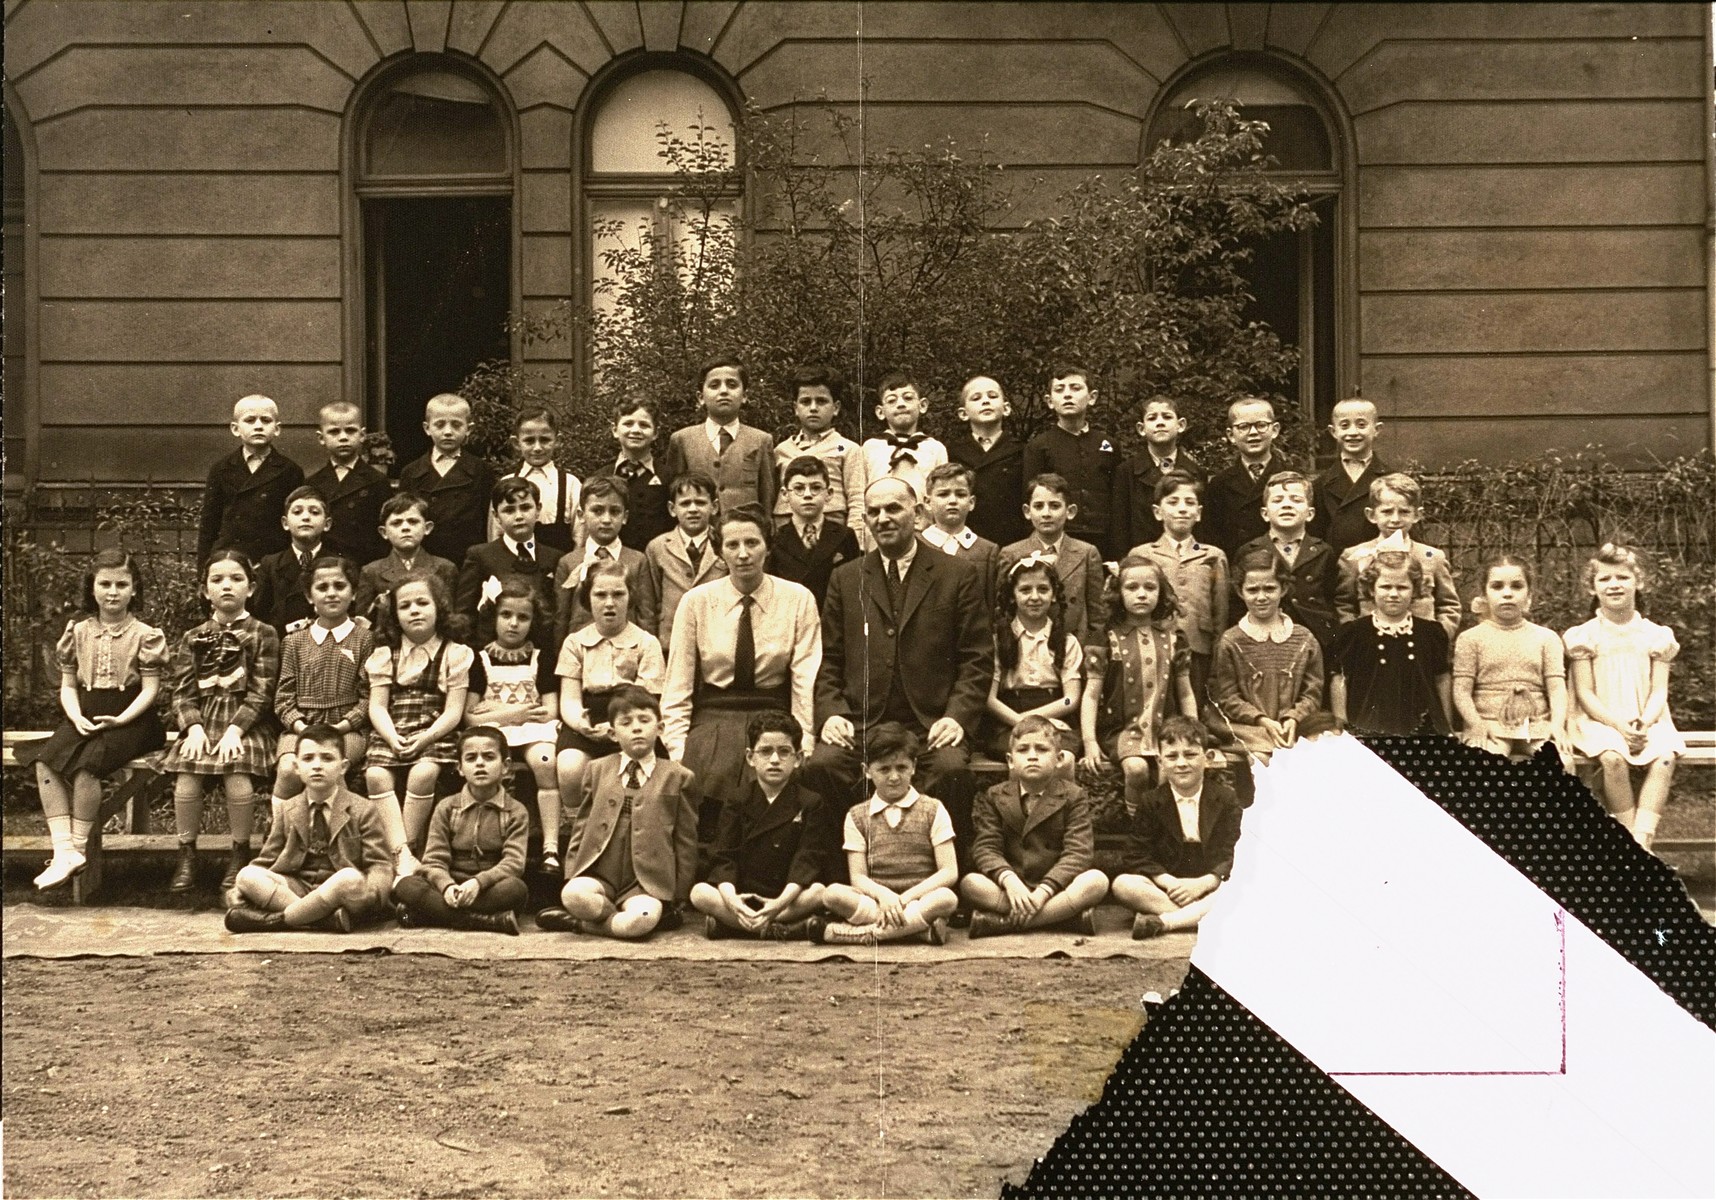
[1203,396,1295,564]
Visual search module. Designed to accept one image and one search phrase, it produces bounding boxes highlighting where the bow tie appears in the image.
[616,460,647,481]
[887,433,927,450]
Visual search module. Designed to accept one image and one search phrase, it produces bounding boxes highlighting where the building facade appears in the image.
[3,0,1711,495]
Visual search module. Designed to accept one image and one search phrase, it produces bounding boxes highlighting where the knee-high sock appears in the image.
[225,776,256,845]
[368,789,406,853]
[173,775,205,843]
[402,790,438,852]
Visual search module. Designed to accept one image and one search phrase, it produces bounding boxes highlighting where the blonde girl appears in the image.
[1081,554,1196,814]
[364,571,473,877]
[985,552,1084,757]
[1452,554,1569,761]
[161,549,280,896]
[21,549,168,889]
[1564,544,1683,848]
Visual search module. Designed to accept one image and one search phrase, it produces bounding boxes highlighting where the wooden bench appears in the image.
[3,730,165,903]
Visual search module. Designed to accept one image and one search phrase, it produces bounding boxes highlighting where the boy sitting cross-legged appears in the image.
[537,685,697,939]
[812,722,960,946]
[225,723,393,933]
[962,715,1109,938]
[392,726,529,935]
[1111,716,1242,940]
[690,710,832,940]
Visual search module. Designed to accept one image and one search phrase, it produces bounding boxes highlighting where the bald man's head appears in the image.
[863,477,921,557]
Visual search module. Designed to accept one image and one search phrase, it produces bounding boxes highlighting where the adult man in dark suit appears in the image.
[801,477,993,879]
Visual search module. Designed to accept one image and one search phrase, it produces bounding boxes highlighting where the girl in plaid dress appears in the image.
[162,549,280,895]
[363,570,473,878]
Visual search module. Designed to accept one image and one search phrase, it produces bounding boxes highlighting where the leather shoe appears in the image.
[219,844,249,894]
[966,911,1008,940]
[452,910,520,936]
[168,843,199,893]
[535,907,581,933]
[224,905,286,934]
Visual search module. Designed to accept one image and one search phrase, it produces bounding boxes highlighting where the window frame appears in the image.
[3,85,39,493]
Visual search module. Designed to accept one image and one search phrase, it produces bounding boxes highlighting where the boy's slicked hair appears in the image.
[1369,472,1421,508]
[381,491,432,522]
[1141,392,1181,416]
[580,475,629,511]
[607,683,660,722]
[925,462,976,492]
[514,405,559,431]
[876,370,919,396]
[1009,713,1060,748]
[1263,470,1312,498]
[865,720,921,762]
[283,484,328,513]
[1152,469,1204,503]
[1026,472,1073,502]
[612,395,660,425]
[698,353,748,390]
[747,708,803,750]
[669,469,720,502]
[1157,715,1209,751]
[1048,361,1091,386]
[781,454,830,488]
[490,475,540,510]
[459,724,509,757]
[789,364,847,406]
[296,722,348,756]
[301,554,360,596]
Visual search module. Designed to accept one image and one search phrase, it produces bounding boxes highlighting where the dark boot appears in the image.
[224,905,286,933]
[168,842,199,893]
[219,842,250,894]
[451,910,520,936]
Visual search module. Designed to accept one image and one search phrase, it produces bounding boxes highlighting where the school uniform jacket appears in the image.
[1022,426,1119,553]
[304,462,392,568]
[707,779,832,895]
[249,787,394,912]
[455,538,565,652]
[1112,448,1204,556]
[1308,458,1390,554]
[354,550,459,626]
[1337,537,1463,643]
[253,545,320,638]
[644,528,728,646]
[1135,535,1228,656]
[551,542,654,652]
[396,452,498,567]
[1202,453,1295,564]
[815,541,993,734]
[923,527,1002,613]
[1236,533,1341,649]
[767,520,860,610]
[1124,781,1242,881]
[998,534,1108,655]
[197,448,305,565]
[586,459,673,551]
[662,423,777,519]
[971,777,1095,893]
[566,753,698,903]
[488,465,581,552]
[944,427,1030,547]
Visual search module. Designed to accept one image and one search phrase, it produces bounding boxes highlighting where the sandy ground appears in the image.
[1,953,1181,1199]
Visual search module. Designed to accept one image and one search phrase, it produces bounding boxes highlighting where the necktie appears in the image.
[884,558,905,613]
[617,459,646,482]
[733,594,756,692]
[516,543,535,569]
[624,761,642,792]
[1019,792,1030,823]
[718,428,734,455]
[299,549,313,573]
[1248,463,1264,482]
[686,539,704,571]
[595,545,611,561]
[801,523,818,550]
[310,802,330,853]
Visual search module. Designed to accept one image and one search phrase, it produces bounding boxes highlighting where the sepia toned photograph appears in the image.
[3,3,1712,1196]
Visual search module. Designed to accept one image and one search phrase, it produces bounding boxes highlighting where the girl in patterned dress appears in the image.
[465,575,562,873]
[1564,544,1684,849]
[1453,554,1569,762]
[1207,546,1324,760]
[270,555,374,814]
[363,571,473,877]
[161,549,280,895]
[984,552,1084,757]
[21,549,169,890]
[1080,554,1196,816]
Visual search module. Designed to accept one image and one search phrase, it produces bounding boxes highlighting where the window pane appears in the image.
[589,197,660,319]
[364,70,507,178]
[591,70,735,175]
[589,195,738,319]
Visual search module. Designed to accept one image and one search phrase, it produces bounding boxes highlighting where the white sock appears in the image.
[69,818,94,856]
[46,814,73,855]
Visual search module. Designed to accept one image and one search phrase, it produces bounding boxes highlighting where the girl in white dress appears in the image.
[1564,544,1684,850]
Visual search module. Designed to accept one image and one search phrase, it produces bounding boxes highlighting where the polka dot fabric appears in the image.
[1005,967,1470,1198]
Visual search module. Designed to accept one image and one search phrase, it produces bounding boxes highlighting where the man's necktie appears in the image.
[718,429,734,455]
[624,761,642,792]
[310,802,330,854]
[686,539,704,571]
[733,594,756,692]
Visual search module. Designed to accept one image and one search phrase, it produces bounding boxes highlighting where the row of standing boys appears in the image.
[22,358,1685,941]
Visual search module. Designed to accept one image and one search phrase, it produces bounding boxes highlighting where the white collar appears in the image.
[520,462,554,479]
[882,540,918,575]
[293,542,323,561]
[923,525,975,552]
[1171,786,1202,805]
[971,427,1001,450]
[620,752,657,782]
[705,416,741,441]
[1151,449,1178,468]
[792,428,835,448]
[1011,616,1051,643]
[503,534,535,557]
[432,450,461,466]
[401,634,443,661]
[793,516,822,541]
[584,537,619,562]
[1238,614,1295,643]
[868,786,922,816]
[573,620,640,648]
[243,448,271,468]
[1371,611,1415,636]
[681,530,707,550]
[1033,534,1065,557]
[722,575,771,612]
[309,619,356,645]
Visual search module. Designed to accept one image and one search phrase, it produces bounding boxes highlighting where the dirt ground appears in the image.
[1,953,1180,1199]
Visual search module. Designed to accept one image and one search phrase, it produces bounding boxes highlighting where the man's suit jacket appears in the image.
[1203,453,1293,564]
[768,521,860,610]
[1135,535,1229,656]
[971,777,1095,893]
[998,534,1108,653]
[1112,449,1204,556]
[1236,533,1341,649]
[304,462,392,568]
[815,541,993,733]
[586,460,672,551]
[1124,781,1243,881]
[944,427,1030,547]
[396,453,498,567]
[249,787,393,914]
[1308,458,1390,553]
[455,539,565,653]
[662,424,776,519]
[566,754,698,903]
[253,545,317,638]
[1337,537,1463,642]
[551,542,654,652]
[706,778,832,895]
[354,550,459,625]
[644,528,728,646]
[197,448,305,565]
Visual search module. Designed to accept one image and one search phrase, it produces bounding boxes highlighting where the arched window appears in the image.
[351,61,516,465]
[1147,59,1350,437]
[581,63,741,340]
